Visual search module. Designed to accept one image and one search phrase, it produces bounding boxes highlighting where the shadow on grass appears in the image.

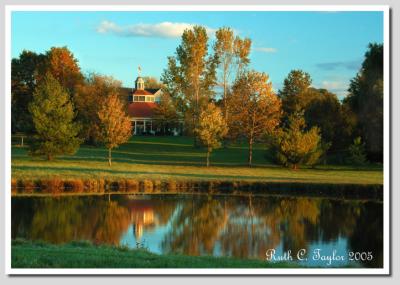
[13,164,312,181]
[59,154,278,168]
[11,135,383,172]
[19,142,273,168]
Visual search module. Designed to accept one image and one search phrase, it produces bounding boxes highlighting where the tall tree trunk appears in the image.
[222,73,229,149]
[108,147,112,167]
[206,148,210,167]
[47,154,52,161]
[223,72,228,122]
[194,97,199,148]
[248,137,253,167]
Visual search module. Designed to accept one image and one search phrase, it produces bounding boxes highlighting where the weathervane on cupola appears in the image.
[135,65,145,90]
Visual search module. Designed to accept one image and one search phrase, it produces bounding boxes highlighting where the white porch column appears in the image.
[134,120,137,135]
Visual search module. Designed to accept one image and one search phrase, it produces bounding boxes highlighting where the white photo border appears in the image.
[4,4,391,275]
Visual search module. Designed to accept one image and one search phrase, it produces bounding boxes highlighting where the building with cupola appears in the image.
[125,67,183,136]
[127,72,162,135]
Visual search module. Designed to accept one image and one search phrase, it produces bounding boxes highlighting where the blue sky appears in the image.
[11,11,383,98]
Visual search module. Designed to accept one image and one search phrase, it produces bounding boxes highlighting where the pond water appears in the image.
[11,194,383,268]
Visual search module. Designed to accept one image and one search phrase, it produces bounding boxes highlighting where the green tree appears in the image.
[11,50,46,133]
[272,113,322,169]
[195,103,228,167]
[279,70,313,121]
[229,71,281,167]
[304,88,343,153]
[28,73,82,160]
[346,43,383,161]
[161,26,217,140]
[346,137,367,165]
[97,93,132,166]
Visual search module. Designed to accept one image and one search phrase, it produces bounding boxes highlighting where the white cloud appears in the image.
[254,47,277,53]
[97,21,216,38]
[321,80,348,90]
[97,21,122,34]
[317,80,349,99]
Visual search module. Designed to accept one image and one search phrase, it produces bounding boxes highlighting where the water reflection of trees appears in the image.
[162,195,382,267]
[162,196,323,258]
[162,195,228,255]
[348,201,383,268]
[12,194,383,267]
[12,196,177,246]
[24,197,131,245]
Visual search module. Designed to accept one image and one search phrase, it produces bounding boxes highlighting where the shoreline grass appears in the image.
[11,177,383,200]
[11,239,294,269]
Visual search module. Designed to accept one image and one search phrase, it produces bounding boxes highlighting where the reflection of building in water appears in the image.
[127,200,157,240]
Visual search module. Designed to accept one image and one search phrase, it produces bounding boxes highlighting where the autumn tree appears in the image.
[195,103,228,167]
[28,73,82,160]
[97,93,132,166]
[346,43,383,162]
[214,27,252,122]
[153,92,180,135]
[142,76,164,89]
[229,71,281,166]
[161,25,217,140]
[37,46,83,95]
[11,50,46,133]
[272,113,322,169]
[75,73,123,144]
[234,37,252,76]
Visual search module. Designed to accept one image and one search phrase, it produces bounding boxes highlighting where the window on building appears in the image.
[146,96,155,102]
[134,96,145,102]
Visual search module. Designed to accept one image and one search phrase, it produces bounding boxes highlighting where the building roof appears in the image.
[128,102,157,118]
[132,89,153,95]
[120,87,161,95]
[146,88,162,94]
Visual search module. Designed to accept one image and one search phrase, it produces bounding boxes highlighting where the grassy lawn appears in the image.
[12,239,292,269]
[12,136,383,185]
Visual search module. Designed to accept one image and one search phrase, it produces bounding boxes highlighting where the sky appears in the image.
[11,10,384,99]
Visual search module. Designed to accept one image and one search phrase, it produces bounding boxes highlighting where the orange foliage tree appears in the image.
[75,74,123,144]
[229,70,281,166]
[97,93,132,166]
[195,103,228,167]
[38,47,83,95]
